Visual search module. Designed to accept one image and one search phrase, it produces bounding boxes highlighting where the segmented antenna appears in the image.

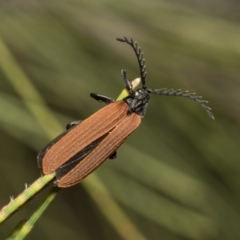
[148,88,215,120]
[116,37,147,89]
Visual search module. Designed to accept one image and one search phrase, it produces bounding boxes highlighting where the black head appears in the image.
[116,37,215,120]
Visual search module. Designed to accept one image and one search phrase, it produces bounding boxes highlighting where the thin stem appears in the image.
[11,187,59,240]
[0,173,55,224]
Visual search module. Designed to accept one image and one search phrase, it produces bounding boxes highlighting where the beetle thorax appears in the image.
[124,88,150,117]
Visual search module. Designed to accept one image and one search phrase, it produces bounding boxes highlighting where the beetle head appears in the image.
[124,88,150,117]
[117,37,214,120]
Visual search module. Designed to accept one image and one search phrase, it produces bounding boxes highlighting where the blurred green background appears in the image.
[0,0,240,239]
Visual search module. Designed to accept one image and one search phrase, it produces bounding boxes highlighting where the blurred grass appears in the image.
[0,0,240,239]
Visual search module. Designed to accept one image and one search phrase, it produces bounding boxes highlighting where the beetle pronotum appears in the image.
[37,37,214,188]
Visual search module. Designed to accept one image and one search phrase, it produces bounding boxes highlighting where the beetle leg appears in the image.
[109,151,117,159]
[66,120,82,130]
[90,93,115,104]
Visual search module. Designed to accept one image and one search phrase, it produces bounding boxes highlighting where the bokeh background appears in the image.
[0,1,240,239]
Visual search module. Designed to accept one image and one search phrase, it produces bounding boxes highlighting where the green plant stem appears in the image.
[0,173,55,224]
[10,187,59,240]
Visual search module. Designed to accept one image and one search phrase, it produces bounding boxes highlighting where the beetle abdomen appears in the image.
[57,113,141,187]
[41,101,129,174]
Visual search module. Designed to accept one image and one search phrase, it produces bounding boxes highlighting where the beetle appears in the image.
[37,37,214,188]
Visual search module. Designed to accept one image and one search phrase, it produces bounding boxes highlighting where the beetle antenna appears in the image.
[116,37,147,89]
[121,69,133,94]
[147,88,215,120]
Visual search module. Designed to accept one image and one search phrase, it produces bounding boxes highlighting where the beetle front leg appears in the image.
[90,93,115,104]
